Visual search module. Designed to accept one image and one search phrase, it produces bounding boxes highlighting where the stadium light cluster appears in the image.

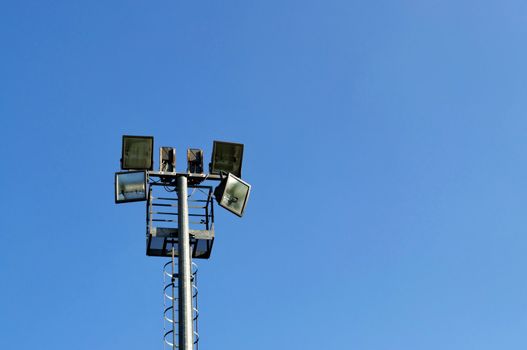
[115,135,251,217]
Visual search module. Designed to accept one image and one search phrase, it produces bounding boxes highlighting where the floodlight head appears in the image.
[187,148,204,174]
[210,141,244,178]
[115,171,148,203]
[159,147,176,172]
[121,135,154,170]
[214,173,251,217]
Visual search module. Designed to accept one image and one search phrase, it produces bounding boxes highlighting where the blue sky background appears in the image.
[1,1,527,349]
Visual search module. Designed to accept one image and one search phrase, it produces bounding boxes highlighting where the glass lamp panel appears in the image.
[122,136,153,170]
[219,174,250,216]
[115,171,147,203]
[211,141,243,177]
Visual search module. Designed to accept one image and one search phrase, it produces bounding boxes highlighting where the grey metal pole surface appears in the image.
[177,175,193,350]
[171,247,176,350]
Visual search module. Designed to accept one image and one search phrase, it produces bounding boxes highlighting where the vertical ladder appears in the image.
[163,249,199,350]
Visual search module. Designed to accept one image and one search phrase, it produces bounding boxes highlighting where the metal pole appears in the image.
[171,246,176,350]
[177,175,193,350]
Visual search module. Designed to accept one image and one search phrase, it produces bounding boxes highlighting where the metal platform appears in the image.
[146,183,215,259]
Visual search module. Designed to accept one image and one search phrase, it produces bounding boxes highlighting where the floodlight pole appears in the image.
[177,175,193,350]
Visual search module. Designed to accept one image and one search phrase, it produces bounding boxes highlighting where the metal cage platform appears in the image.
[146,183,215,259]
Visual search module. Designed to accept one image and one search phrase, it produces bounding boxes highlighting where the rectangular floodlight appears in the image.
[210,141,244,178]
[214,173,251,217]
[187,148,204,174]
[115,171,148,203]
[121,135,154,170]
[159,147,176,172]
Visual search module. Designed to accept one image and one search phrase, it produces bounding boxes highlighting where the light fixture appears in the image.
[187,148,204,174]
[115,171,148,203]
[159,147,176,172]
[214,173,251,217]
[121,135,154,170]
[210,141,244,178]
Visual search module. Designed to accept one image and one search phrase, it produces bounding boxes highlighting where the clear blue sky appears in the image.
[1,1,527,349]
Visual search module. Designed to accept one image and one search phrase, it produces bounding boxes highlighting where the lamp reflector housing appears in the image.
[187,148,204,174]
[115,171,148,203]
[159,147,176,172]
[214,173,251,217]
[210,141,244,178]
[121,135,154,170]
